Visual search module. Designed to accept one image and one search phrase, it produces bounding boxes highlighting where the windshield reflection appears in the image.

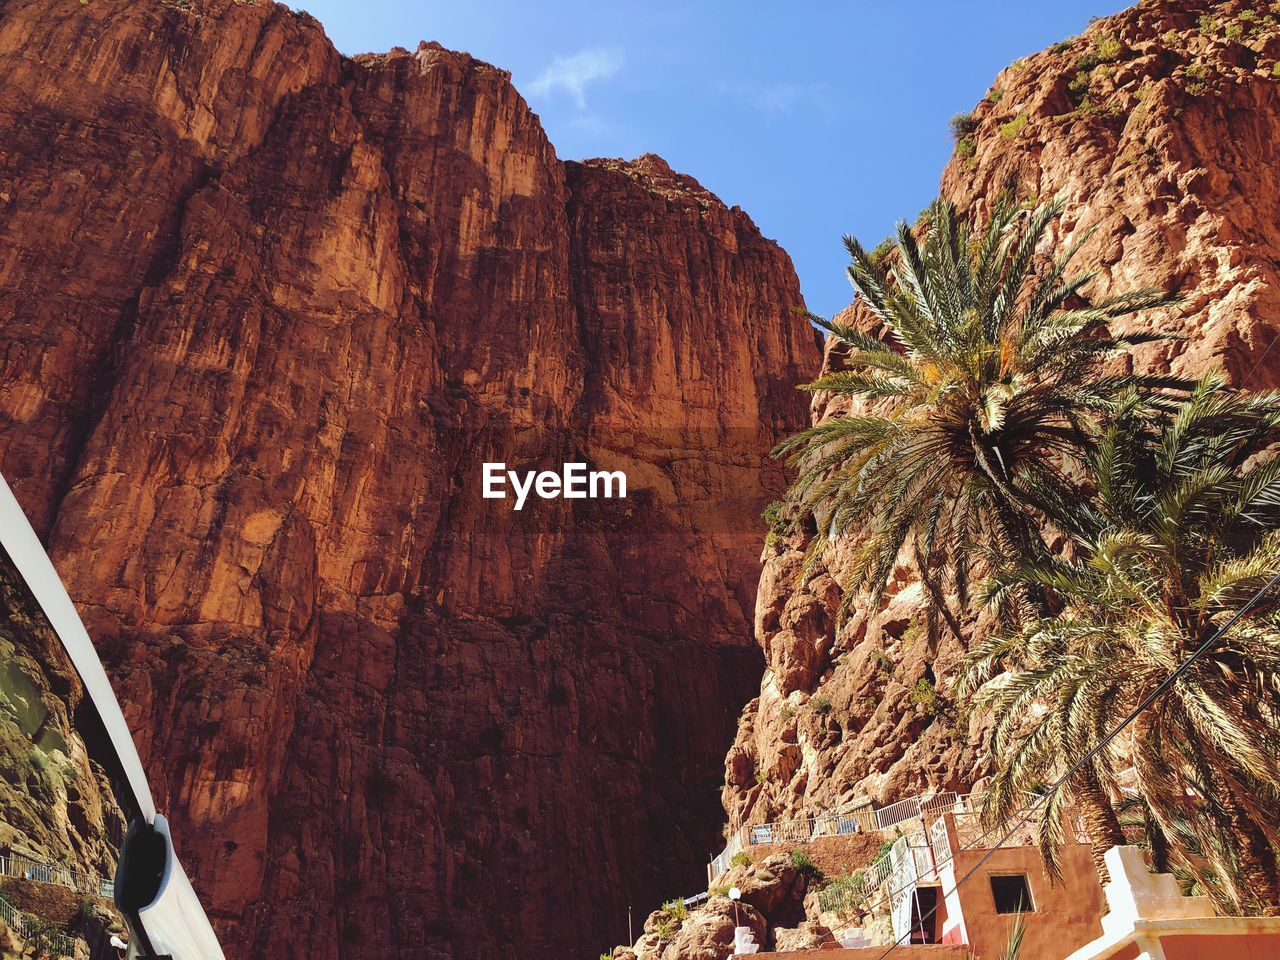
[0,544,131,959]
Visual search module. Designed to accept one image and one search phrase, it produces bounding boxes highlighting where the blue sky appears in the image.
[300,1,1131,320]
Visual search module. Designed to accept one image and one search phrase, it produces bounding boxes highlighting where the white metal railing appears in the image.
[888,834,927,940]
[873,797,922,831]
[0,894,80,957]
[929,815,950,870]
[874,790,974,831]
[951,806,1086,849]
[862,841,898,890]
[744,810,866,847]
[709,791,980,882]
[0,851,114,900]
[709,808,868,880]
[709,828,746,880]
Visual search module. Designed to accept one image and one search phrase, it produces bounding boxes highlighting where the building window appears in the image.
[990,874,1034,914]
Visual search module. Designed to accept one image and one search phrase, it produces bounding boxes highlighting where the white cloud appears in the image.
[716,79,832,116]
[528,48,623,110]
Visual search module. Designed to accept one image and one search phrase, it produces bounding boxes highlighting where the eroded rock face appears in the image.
[0,1,818,958]
[724,0,1280,832]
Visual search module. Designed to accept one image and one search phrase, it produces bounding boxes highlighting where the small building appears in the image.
[928,808,1105,957]
[741,806,1280,958]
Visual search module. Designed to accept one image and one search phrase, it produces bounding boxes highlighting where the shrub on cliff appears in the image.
[788,849,824,882]
[909,677,939,715]
[949,112,978,142]
[762,499,789,548]
[999,112,1028,140]
[662,899,690,921]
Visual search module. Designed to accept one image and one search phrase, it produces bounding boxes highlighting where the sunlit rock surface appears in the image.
[0,1,819,957]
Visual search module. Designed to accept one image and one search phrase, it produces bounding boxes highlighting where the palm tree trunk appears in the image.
[1144,806,1170,875]
[1073,767,1125,884]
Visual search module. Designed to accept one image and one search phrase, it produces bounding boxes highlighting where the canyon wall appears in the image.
[0,1,819,958]
[723,0,1280,836]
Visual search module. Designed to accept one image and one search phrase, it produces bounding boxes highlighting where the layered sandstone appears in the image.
[0,2,818,958]
[724,0,1280,841]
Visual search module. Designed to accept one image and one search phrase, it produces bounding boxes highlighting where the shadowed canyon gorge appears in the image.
[5,0,1280,958]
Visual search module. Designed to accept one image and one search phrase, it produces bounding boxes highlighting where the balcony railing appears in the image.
[929,815,950,871]
[708,829,746,881]
[744,810,867,847]
[709,790,983,883]
[951,806,1087,849]
[0,851,115,900]
[0,895,80,957]
[875,791,978,830]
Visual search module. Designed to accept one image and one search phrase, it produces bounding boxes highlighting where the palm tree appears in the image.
[775,194,1183,633]
[963,376,1280,913]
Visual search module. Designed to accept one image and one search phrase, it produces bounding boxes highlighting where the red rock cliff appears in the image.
[724,0,1280,836]
[0,1,819,957]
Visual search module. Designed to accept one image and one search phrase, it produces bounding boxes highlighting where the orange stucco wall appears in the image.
[1161,932,1280,959]
[752,946,970,959]
[950,842,1104,960]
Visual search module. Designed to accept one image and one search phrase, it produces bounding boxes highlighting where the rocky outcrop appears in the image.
[628,898,766,960]
[724,0,1280,835]
[612,854,812,959]
[771,920,837,952]
[0,2,818,958]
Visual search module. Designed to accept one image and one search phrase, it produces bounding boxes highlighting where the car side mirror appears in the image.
[0,473,224,960]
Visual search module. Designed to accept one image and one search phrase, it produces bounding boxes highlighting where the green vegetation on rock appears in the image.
[999,112,1028,140]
